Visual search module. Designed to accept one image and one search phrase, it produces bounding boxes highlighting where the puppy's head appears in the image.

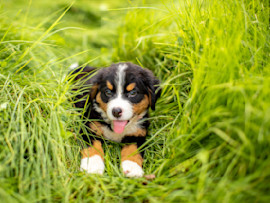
[91,62,161,134]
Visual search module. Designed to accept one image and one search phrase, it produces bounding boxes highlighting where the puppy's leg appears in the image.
[121,144,144,178]
[80,140,104,175]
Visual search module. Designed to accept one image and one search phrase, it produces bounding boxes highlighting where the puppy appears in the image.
[70,62,161,178]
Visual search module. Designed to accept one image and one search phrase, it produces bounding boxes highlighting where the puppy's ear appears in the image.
[142,69,161,111]
[148,78,161,110]
[89,84,99,100]
[69,66,100,108]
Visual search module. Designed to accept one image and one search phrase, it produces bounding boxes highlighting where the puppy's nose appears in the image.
[112,107,122,118]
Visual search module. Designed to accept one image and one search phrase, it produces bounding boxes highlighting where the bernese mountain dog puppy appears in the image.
[70,62,161,178]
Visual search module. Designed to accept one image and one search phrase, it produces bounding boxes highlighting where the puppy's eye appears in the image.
[104,89,113,97]
[128,89,137,97]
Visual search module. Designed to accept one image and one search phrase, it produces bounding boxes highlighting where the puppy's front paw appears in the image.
[122,160,144,178]
[80,155,104,175]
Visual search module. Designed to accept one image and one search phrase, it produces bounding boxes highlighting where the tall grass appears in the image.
[0,0,269,202]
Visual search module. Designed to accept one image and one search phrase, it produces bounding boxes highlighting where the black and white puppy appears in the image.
[70,62,161,178]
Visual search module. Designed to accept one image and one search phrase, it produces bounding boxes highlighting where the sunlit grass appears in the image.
[0,0,269,202]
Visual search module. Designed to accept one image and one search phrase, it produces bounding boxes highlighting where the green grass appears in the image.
[1,0,270,202]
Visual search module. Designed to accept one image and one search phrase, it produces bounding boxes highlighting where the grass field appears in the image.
[1,0,270,202]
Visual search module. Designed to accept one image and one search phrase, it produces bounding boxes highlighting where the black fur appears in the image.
[69,62,161,153]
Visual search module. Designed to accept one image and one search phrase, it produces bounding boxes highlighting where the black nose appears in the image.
[112,107,122,118]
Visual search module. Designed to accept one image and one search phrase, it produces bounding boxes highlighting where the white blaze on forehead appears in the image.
[107,64,133,121]
[116,64,127,96]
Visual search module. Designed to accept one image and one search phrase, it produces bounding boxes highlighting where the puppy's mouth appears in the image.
[113,120,129,134]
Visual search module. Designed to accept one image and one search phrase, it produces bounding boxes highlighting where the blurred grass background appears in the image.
[0,0,270,202]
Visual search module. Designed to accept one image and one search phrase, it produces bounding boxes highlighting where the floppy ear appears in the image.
[148,78,161,110]
[89,84,99,100]
[69,66,100,108]
[142,69,161,111]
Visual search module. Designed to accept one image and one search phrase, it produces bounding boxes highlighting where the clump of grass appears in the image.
[0,0,269,202]
[113,0,270,201]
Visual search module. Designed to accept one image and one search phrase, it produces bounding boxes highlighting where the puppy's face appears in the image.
[92,63,160,134]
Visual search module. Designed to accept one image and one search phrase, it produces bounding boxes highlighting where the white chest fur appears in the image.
[101,113,145,142]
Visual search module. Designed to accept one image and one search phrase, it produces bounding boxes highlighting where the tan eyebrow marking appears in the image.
[126,83,136,91]
[106,81,113,90]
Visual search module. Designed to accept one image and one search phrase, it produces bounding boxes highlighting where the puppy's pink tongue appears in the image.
[113,120,128,134]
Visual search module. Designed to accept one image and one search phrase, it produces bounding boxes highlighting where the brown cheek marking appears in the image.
[96,92,107,112]
[81,140,104,160]
[90,84,99,99]
[126,83,136,91]
[89,121,103,136]
[133,95,149,114]
[106,81,113,90]
[126,128,146,137]
[121,144,143,167]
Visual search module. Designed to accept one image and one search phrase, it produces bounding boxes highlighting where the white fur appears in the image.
[92,62,148,142]
[101,111,147,142]
[107,64,132,121]
[107,97,133,121]
[116,64,127,96]
[80,155,104,175]
[122,160,144,178]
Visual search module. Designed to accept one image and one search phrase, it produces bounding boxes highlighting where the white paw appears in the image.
[80,155,104,175]
[122,160,144,178]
